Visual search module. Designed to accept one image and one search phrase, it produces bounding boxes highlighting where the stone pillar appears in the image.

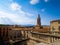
[53,37,54,42]
[56,37,59,40]
[25,31,26,38]
[55,37,58,41]
[47,37,51,43]
[5,28,6,40]
[16,31,17,40]
[47,36,54,43]
[32,33,33,37]
[51,37,54,43]
[53,37,56,42]
[1,28,3,36]
[27,31,28,38]
[57,37,60,40]
[24,31,25,39]
[25,31,27,38]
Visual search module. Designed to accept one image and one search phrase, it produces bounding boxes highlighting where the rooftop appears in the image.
[50,20,60,23]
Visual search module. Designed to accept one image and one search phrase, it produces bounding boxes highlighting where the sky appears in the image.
[0,0,60,25]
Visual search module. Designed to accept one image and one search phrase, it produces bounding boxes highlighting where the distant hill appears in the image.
[42,25,50,27]
[0,24,35,27]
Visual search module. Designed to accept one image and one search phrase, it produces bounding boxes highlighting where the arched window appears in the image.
[52,27,55,32]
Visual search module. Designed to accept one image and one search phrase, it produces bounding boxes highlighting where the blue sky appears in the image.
[0,0,60,25]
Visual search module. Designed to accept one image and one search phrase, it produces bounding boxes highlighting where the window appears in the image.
[58,22,60,24]
[52,27,55,32]
[58,26,60,32]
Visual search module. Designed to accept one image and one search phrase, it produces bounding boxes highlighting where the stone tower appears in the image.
[35,14,41,29]
[37,14,41,26]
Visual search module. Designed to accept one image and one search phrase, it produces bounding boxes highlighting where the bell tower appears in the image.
[35,14,41,29]
[37,14,41,26]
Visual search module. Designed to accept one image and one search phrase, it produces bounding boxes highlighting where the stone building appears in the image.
[0,25,12,41]
[0,25,23,41]
[50,20,60,32]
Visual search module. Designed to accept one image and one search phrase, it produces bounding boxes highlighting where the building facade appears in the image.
[50,20,60,32]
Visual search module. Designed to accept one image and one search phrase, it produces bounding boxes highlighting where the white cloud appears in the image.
[10,2,35,25]
[0,1,36,25]
[44,0,48,2]
[30,0,39,5]
[0,10,36,25]
[10,3,21,11]
[26,13,33,16]
[10,3,33,16]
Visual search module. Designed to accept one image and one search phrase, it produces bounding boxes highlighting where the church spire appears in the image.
[37,14,41,26]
